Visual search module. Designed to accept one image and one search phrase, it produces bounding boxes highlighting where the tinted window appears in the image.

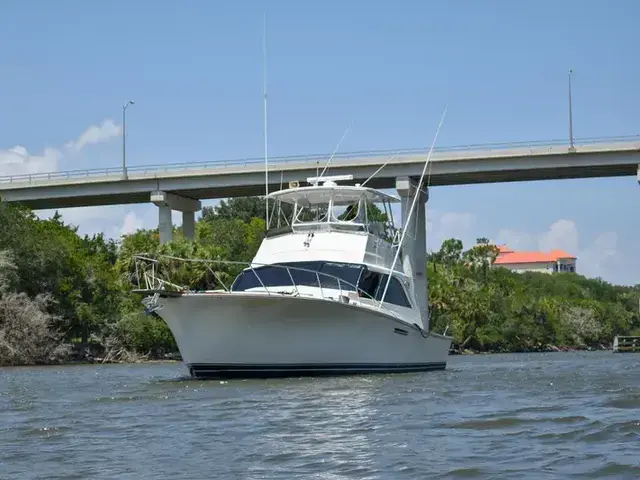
[318,262,363,289]
[281,261,320,286]
[231,266,294,291]
[358,270,381,298]
[230,262,411,309]
[231,261,365,292]
[374,274,412,308]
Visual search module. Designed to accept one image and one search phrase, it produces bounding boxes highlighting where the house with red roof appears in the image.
[493,245,577,274]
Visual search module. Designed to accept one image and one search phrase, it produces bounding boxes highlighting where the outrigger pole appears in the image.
[377,105,448,319]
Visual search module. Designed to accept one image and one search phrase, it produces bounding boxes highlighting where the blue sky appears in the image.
[0,0,638,285]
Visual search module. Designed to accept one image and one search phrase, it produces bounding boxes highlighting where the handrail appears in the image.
[132,254,401,319]
[2,134,639,185]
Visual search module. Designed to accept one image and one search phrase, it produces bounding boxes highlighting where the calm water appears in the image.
[0,352,638,479]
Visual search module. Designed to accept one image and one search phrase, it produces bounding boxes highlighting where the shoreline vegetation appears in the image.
[1,197,639,368]
[10,344,619,369]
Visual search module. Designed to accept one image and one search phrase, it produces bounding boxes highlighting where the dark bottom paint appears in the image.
[187,362,447,379]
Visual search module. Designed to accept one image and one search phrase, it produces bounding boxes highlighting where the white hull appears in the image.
[154,292,452,378]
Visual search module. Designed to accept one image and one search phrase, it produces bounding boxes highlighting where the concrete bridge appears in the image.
[1,135,639,243]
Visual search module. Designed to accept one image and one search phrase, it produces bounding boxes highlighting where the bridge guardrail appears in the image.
[1,134,639,186]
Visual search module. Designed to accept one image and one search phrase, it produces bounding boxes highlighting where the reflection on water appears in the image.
[0,352,639,479]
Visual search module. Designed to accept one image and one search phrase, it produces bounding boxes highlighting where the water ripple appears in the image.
[1,352,639,479]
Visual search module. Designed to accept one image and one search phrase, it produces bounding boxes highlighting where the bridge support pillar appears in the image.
[637,164,639,185]
[182,211,195,240]
[158,205,173,244]
[150,191,202,244]
[396,177,429,330]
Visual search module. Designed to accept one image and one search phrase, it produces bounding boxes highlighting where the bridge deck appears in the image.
[0,136,639,209]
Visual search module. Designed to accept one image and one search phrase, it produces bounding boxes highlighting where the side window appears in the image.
[374,274,411,308]
[231,269,262,291]
[358,270,381,298]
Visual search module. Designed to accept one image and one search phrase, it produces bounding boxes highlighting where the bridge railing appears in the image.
[1,134,638,186]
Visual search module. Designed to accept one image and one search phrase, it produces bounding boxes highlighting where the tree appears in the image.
[429,238,464,272]
[0,250,70,366]
[428,236,637,352]
[463,237,500,281]
[203,197,267,223]
[2,191,640,365]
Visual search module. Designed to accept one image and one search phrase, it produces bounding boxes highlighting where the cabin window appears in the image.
[231,266,295,291]
[231,261,364,292]
[315,262,363,289]
[374,274,412,308]
[230,262,412,309]
[356,270,411,308]
[358,270,381,298]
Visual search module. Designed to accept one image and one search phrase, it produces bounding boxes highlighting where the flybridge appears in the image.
[264,175,401,244]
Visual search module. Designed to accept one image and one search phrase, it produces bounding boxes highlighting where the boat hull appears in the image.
[154,292,452,379]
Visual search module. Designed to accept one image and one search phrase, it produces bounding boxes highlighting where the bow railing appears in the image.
[131,254,401,319]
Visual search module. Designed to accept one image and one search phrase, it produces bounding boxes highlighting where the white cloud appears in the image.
[577,231,620,280]
[120,211,144,236]
[0,118,121,179]
[424,214,627,283]
[537,219,580,254]
[65,119,122,152]
[494,228,537,251]
[35,205,187,241]
[388,200,479,252]
[438,212,476,239]
[36,205,153,239]
[496,219,622,282]
[427,210,479,252]
[0,145,62,177]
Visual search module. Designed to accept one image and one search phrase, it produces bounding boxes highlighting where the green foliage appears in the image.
[0,249,70,366]
[110,313,177,356]
[0,204,123,343]
[203,197,266,223]
[1,195,638,365]
[428,238,639,352]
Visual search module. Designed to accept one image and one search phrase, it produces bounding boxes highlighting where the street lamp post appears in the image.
[568,69,575,152]
[122,100,135,179]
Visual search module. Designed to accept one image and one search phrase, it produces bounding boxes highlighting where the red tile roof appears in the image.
[494,246,576,265]
[549,249,577,259]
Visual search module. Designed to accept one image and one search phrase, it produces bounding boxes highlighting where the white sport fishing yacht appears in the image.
[135,173,452,379]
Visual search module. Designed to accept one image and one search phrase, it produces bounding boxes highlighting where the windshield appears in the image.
[231,261,364,292]
[230,261,412,309]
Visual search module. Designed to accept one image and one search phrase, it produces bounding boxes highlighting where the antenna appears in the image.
[317,119,354,180]
[360,151,401,187]
[262,10,269,227]
[378,105,448,311]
